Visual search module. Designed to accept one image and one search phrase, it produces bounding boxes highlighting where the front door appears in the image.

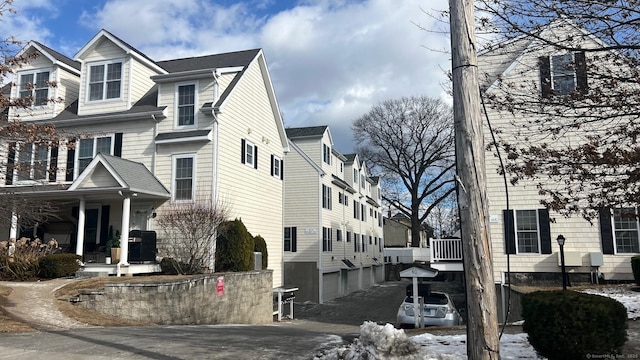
[84,208,99,253]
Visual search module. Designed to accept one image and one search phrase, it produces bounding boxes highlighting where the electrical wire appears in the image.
[480,87,511,340]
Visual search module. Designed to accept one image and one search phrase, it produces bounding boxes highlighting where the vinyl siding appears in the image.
[216,56,284,287]
[481,25,634,280]
[129,60,161,106]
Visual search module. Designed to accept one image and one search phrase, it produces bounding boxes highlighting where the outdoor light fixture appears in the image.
[556,234,567,290]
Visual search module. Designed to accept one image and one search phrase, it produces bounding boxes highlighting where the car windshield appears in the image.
[405,294,448,305]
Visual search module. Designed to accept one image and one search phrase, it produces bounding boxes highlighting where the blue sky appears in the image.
[3,0,451,152]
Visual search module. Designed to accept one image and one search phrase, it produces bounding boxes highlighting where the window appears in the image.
[353,169,358,185]
[515,210,540,253]
[271,155,283,179]
[361,175,365,188]
[322,185,332,210]
[78,136,113,174]
[540,52,587,97]
[378,212,383,227]
[241,139,258,169]
[173,155,195,201]
[354,233,360,252]
[337,229,342,242]
[323,144,331,165]
[284,227,297,252]
[344,195,348,206]
[612,208,640,254]
[88,61,122,101]
[504,209,551,255]
[346,231,351,243]
[361,204,366,221]
[19,70,50,106]
[338,193,344,204]
[177,83,196,127]
[353,200,359,219]
[16,143,49,182]
[323,227,333,252]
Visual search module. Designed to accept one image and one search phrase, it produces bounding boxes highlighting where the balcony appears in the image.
[429,238,464,271]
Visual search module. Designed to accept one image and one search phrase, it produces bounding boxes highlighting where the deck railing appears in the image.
[430,238,463,262]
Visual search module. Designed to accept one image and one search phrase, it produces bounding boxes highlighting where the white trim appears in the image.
[272,154,282,179]
[243,139,256,168]
[513,209,542,255]
[74,134,116,179]
[84,58,125,103]
[611,207,640,255]
[16,67,54,108]
[174,81,199,130]
[13,143,51,185]
[69,153,128,191]
[171,153,196,202]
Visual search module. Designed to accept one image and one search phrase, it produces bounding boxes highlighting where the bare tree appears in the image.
[156,197,229,274]
[476,0,640,219]
[426,191,459,238]
[0,1,70,233]
[353,96,455,247]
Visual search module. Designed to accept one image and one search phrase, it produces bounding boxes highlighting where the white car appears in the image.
[396,291,463,328]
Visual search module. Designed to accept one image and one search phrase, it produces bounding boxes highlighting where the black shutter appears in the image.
[49,143,58,182]
[241,139,246,164]
[575,51,588,94]
[114,133,123,157]
[503,209,516,254]
[100,205,110,245]
[254,146,258,169]
[538,209,552,254]
[280,159,284,180]
[5,142,15,185]
[66,139,76,181]
[291,227,297,252]
[539,56,552,98]
[270,155,274,176]
[599,208,615,254]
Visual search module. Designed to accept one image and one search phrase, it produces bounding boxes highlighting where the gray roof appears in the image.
[33,41,81,71]
[101,29,160,70]
[285,125,328,139]
[99,154,170,197]
[156,49,260,73]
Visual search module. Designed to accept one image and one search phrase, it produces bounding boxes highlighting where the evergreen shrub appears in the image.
[215,219,254,272]
[522,290,627,360]
[38,253,81,278]
[254,235,268,269]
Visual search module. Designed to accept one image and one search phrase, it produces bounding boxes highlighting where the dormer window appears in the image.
[88,60,122,101]
[19,70,50,106]
[176,82,197,127]
[540,52,587,97]
[323,144,331,165]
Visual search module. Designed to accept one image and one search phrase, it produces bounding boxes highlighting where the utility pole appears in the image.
[449,0,500,359]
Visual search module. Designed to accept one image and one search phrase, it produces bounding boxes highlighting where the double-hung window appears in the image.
[19,70,50,106]
[322,227,333,252]
[515,210,540,254]
[16,143,49,182]
[322,185,332,210]
[353,169,358,185]
[78,136,113,175]
[612,208,640,254]
[241,139,258,169]
[176,83,196,127]
[323,144,331,165]
[540,52,587,97]
[88,61,122,101]
[173,154,195,201]
[284,227,297,252]
[271,154,283,179]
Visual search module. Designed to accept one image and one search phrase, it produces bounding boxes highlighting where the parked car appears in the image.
[396,291,463,328]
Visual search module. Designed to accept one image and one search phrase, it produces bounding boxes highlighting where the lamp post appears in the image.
[556,234,567,290]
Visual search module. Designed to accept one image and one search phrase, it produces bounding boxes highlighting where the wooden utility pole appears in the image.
[449,0,500,359]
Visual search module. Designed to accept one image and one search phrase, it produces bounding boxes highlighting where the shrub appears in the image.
[159,257,194,275]
[632,256,640,286]
[522,290,627,360]
[215,219,254,272]
[0,237,60,280]
[38,253,81,278]
[253,235,268,270]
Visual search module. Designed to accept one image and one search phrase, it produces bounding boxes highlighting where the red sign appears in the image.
[216,276,224,296]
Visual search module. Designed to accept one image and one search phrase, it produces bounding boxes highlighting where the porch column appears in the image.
[76,198,86,257]
[9,209,18,240]
[119,195,131,265]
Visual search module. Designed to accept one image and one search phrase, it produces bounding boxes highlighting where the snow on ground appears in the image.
[314,284,639,360]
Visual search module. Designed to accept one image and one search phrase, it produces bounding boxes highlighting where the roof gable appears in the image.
[16,41,80,75]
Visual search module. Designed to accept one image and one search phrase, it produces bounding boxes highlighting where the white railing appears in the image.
[430,238,463,262]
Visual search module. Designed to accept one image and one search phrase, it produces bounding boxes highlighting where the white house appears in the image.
[2,30,288,287]
[283,126,384,303]
[478,19,638,288]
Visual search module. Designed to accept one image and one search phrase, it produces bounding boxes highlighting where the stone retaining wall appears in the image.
[76,271,273,325]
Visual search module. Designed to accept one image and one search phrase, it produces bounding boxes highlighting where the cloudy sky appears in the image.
[2,0,452,152]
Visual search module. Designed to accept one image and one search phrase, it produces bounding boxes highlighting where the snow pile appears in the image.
[313,321,424,360]
[581,285,640,320]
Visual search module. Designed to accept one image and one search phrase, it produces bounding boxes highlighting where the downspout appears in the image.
[318,175,324,303]
[209,69,220,271]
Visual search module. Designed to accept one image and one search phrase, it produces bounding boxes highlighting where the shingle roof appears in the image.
[32,41,81,71]
[99,154,169,197]
[156,49,260,73]
[285,125,328,139]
